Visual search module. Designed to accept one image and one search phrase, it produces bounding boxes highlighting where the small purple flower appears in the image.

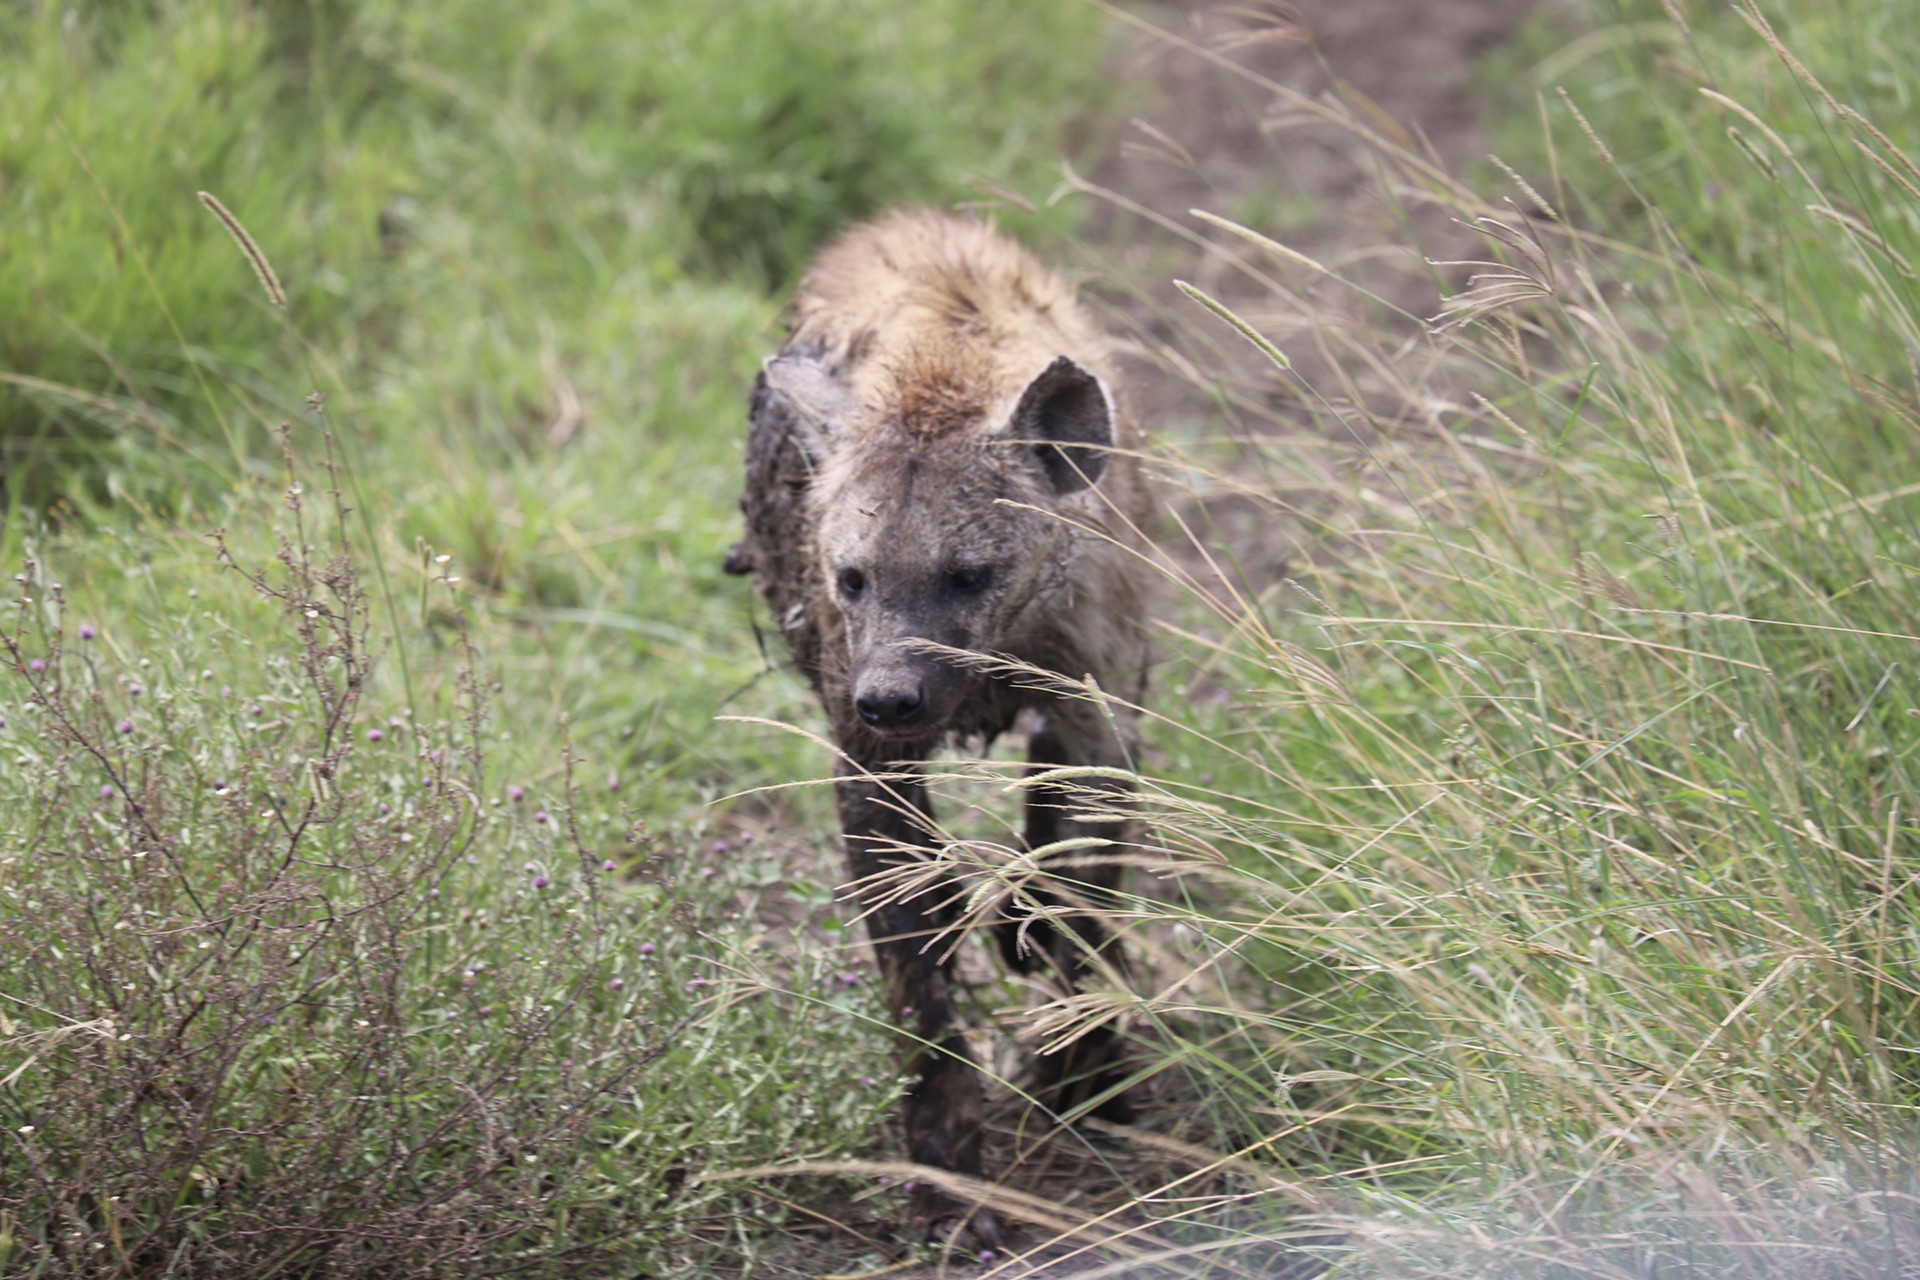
[639,942,655,956]
[532,874,549,889]
[367,728,383,742]
[28,659,44,673]
[509,785,525,803]
[601,859,617,873]
[904,1179,917,1193]
[79,625,96,641]
[534,810,549,824]
[978,1250,996,1264]
[607,774,620,792]
[128,683,142,697]
[99,784,114,800]
[117,719,133,734]
[607,977,624,990]
[250,704,263,716]
[841,972,860,986]
[741,830,754,844]
[900,1006,914,1018]
[711,838,730,854]
[221,685,232,696]
[477,1006,493,1018]
[378,802,390,815]
[861,1076,874,1088]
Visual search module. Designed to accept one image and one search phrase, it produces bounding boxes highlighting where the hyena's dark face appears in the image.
[815,454,1061,738]
[784,355,1117,740]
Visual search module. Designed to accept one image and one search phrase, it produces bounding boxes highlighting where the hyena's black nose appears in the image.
[856,685,925,728]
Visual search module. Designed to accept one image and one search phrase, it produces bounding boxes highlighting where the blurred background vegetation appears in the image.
[0,0,1106,504]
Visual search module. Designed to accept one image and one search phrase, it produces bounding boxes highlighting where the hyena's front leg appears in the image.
[835,753,1003,1251]
[997,699,1138,1123]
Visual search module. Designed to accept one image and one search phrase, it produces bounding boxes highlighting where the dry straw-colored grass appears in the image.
[718,3,1920,1275]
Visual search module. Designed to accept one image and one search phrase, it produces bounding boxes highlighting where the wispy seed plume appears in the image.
[197,191,286,308]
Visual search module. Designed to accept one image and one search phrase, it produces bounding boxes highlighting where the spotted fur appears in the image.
[726,208,1156,1248]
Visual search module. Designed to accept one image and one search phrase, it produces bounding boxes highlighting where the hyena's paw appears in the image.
[912,1182,1003,1259]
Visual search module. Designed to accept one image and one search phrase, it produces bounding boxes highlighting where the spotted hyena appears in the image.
[724,208,1155,1247]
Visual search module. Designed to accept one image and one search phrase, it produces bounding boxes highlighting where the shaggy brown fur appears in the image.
[725,208,1156,1249]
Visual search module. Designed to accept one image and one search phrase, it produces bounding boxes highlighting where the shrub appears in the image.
[0,419,698,1275]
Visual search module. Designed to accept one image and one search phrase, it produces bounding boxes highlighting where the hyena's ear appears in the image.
[762,354,854,461]
[1011,355,1114,495]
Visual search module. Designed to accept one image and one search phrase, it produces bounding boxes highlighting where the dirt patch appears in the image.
[1094,0,1542,320]
[1056,0,1550,653]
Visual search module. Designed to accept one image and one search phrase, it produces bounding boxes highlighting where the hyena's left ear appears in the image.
[762,354,855,461]
[1011,356,1115,495]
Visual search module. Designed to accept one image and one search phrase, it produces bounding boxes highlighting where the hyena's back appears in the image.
[787,209,1118,414]
[731,371,824,685]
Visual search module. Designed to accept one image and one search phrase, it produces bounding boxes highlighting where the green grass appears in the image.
[0,0,1109,505]
[0,0,1117,1273]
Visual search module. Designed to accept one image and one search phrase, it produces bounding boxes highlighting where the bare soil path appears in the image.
[1078,0,1547,604]
[1098,0,1541,320]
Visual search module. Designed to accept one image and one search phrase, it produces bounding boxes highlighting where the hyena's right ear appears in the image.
[762,355,854,461]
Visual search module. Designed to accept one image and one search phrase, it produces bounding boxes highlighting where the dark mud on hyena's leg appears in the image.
[838,757,1004,1251]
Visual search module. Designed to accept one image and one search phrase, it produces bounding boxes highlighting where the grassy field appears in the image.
[6,0,1920,1276]
[0,1,1118,1274]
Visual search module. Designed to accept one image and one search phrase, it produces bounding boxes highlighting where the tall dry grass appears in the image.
[738,3,1920,1275]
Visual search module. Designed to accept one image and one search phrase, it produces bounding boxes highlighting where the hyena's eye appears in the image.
[836,567,868,600]
[942,566,991,598]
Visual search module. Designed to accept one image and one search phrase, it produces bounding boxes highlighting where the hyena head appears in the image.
[767,351,1117,740]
